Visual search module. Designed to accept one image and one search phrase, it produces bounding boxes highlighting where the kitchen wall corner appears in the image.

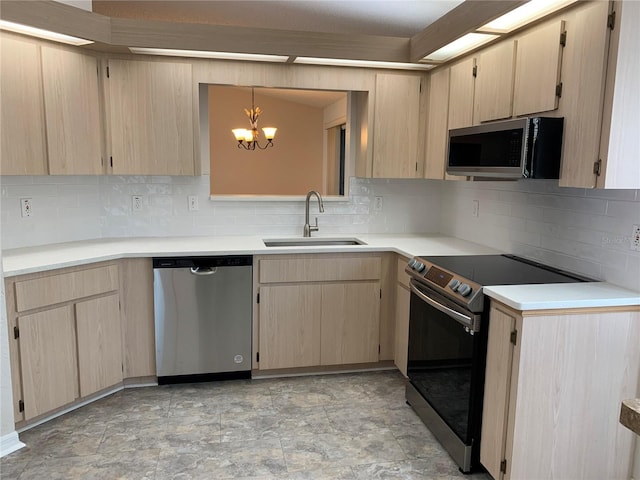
[0,246,25,457]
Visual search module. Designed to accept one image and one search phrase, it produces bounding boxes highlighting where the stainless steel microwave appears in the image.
[447,117,564,179]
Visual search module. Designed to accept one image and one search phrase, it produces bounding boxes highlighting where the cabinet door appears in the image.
[107,59,194,175]
[19,305,78,420]
[41,46,103,174]
[448,57,476,129]
[394,283,410,376]
[513,21,564,117]
[481,305,518,480]
[372,73,421,178]
[76,294,123,397]
[424,68,450,180]
[0,35,47,175]
[320,282,380,365]
[259,285,321,369]
[120,258,156,378]
[475,41,516,123]
[559,1,611,188]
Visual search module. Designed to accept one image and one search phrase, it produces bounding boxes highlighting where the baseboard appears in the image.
[0,431,25,458]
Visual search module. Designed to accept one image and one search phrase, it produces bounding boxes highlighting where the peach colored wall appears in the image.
[209,86,324,195]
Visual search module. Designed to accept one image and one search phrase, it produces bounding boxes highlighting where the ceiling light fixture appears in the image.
[0,20,93,46]
[231,88,277,151]
[422,32,499,62]
[294,57,435,70]
[478,0,576,33]
[128,47,288,63]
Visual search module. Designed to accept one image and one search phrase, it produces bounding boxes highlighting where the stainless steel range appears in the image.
[404,254,592,473]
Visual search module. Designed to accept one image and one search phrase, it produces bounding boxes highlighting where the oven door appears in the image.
[406,279,487,473]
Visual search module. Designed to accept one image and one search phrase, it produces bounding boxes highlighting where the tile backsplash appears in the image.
[0,176,442,248]
[440,180,640,291]
[2,175,639,290]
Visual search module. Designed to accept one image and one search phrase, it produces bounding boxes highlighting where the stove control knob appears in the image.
[449,279,461,291]
[408,258,418,269]
[414,261,426,272]
[457,283,473,297]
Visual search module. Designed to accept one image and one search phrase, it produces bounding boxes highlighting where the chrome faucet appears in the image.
[303,190,324,237]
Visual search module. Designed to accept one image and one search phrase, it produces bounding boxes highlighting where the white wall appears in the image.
[441,180,640,291]
[0,176,443,249]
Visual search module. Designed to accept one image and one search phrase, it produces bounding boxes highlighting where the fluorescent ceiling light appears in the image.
[129,48,288,63]
[0,20,93,46]
[478,0,576,33]
[294,57,435,71]
[423,33,498,62]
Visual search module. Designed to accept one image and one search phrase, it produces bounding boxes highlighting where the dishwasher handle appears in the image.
[190,267,218,275]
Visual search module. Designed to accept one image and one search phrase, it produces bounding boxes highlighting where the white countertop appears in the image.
[3,234,639,311]
[484,283,640,311]
[1,234,500,276]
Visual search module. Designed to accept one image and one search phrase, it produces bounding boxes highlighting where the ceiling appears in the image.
[92,1,466,38]
[2,0,531,64]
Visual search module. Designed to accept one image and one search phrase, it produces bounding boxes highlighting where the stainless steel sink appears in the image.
[263,237,366,247]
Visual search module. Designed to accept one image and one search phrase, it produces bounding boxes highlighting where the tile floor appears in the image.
[1,370,492,479]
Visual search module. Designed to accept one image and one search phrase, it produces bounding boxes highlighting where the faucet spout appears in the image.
[303,190,324,237]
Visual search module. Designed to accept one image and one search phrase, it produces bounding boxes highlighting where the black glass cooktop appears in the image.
[421,254,593,287]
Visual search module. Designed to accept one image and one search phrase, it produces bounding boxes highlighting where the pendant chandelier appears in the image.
[231,88,277,150]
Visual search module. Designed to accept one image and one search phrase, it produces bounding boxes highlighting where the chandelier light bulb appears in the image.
[262,127,277,140]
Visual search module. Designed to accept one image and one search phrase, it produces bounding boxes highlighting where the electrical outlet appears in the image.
[20,198,32,217]
[188,195,199,211]
[374,196,384,212]
[472,200,479,217]
[132,195,143,212]
[631,225,640,251]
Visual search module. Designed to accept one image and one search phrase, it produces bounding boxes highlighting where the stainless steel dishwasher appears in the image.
[153,256,252,384]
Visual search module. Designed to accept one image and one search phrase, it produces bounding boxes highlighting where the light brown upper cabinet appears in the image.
[372,73,421,178]
[0,34,103,176]
[474,41,516,123]
[596,0,639,189]
[0,35,48,175]
[559,0,639,189]
[424,68,450,180]
[41,46,103,175]
[512,21,565,117]
[107,59,195,175]
[448,57,476,130]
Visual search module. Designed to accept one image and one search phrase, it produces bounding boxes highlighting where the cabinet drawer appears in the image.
[259,255,381,283]
[14,265,119,312]
[397,256,410,289]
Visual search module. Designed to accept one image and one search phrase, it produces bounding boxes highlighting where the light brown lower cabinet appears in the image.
[255,254,383,371]
[320,282,380,365]
[76,294,123,397]
[18,305,79,420]
[481,301,640,480]
[259,284,322,370]
[394,256,410,376]
[5,258,156,427]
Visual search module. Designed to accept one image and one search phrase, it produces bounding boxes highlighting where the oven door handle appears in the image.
[410,281,479,331]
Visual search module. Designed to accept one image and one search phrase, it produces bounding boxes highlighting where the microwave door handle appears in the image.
[410,282,476,331]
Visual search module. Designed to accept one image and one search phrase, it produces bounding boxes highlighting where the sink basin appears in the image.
[263,237,366,247]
